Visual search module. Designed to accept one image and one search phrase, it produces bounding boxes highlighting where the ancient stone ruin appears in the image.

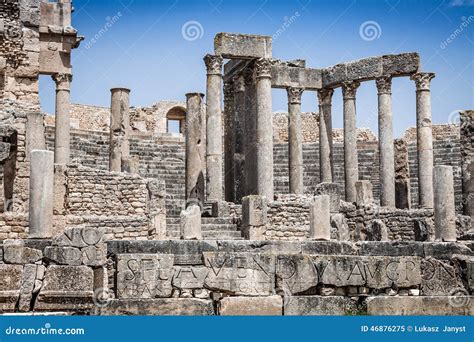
[0,1,472,316]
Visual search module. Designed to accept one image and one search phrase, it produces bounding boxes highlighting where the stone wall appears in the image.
[0,238,471,315]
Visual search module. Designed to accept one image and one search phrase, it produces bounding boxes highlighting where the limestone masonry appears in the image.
[0,1,472,316]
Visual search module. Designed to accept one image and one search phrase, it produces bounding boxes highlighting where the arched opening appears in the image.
[166,106,186,134]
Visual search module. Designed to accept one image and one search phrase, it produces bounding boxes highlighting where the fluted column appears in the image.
[287,86,304,194]
[317,88,334,183]
[342,80,360,202]
[223,81,235,202]
[411,72,435,208]
[109,87,131,172]
[204,54,224,202]
[52,73,72,165]
[233,75,246,202]
[376,76,395,207]
[255,58,274,201]
[185,92,206,208]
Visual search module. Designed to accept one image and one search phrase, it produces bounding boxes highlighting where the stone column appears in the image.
[223,81,235,202]
[376,76,395,207]
[317,88,334,183]
[287,86,304,194]
[255,58,274,201]
[204,54,224,202]
[243,67,257,196]
[109,87,131,172]
[233,75,246,202]
[342,80,360,202]
[185,92,206,208]
[29,150,54,238]
[52,73,72,165]
[309,195,330,240]
[433,165,456,241]
[26,112,46,159]
[411,72,435,208]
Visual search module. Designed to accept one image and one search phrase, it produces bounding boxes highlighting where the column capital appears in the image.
[375,75,392,94]
[255,58,272,79]
[52,73,72,90]
[287,86,304,104]
[411,72,435,91]
[203,54,223,75]
[233,74,245,93]
[317,88,334,105]
[341,80,360,99]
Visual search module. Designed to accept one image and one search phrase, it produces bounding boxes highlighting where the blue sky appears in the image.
[39,0,474,137]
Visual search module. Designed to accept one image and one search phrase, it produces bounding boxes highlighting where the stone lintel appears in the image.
[214,33,272,59]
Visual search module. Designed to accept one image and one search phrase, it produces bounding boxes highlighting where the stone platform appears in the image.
[1,238,472,316]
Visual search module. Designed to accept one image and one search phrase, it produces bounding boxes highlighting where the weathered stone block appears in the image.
[309,195,331,240]
[330,214,350,241]
[276,254,317,295]
[116,254,174,298]
[180,204,202,240]
[96,298,214,315]
[18,264,37,311]
[44,246,82,266]
[172,266,209,289]
[52,227,105,248]
[3,240,42,264]
[367,296,472,315]
[421,258,464,295]
[214,33,272,59]
[382,53,420,76]
[81,244,107,267]
[36,265,94,311]
[285,296,361,315]
[321,63,346,87]
[271,65,322,89]
[346,57,382,81]
[203,252,275,296]
[0,264,23,311]
[315,182,341,213]
[365,219,388,241]
[355,181,373,206]
[219,295,282,315]
[242,195,267,240]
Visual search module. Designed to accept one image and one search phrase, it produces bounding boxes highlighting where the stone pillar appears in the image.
[255,58,274,201]
[26,112,46,159]
[394,138,411,209]
[180,204,202,240]
[204,54,224,202]
[342,80,360,202]
[317,88,334,183]
[223,81,235,202]
[355,180,374,207]
[233,75,246,202]
[185,92,206,208]
[242,195,267,240]
[309,195,330,240]
[411,72,435,208]
[243,67,257,196]
[287,86,304,194]
[460,110,473,220]
[376,76,395,207]
[433,165,456,241]
[109,87,131,172]
[52,73,72,165]
[29,150,54,238]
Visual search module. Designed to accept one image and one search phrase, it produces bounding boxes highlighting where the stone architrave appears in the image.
[376,76,395,207]
[109,87,131,172]
[317,88,334,183]
[29,150,54,239]
[203,252,276,296]
[309,195,330,240]
[185,92,206,208]
[433,166,456,242]
[411,72,435,208]
[286,86,304,194]
[204,54,224,201]
[342,80,360,202]
[52,73,72,165]
[255,58,274,201]
[116,254,174,299]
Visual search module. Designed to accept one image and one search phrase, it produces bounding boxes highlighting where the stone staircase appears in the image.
[166,216,243,240]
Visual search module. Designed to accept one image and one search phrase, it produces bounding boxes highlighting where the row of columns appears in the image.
[283,73,435,209]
